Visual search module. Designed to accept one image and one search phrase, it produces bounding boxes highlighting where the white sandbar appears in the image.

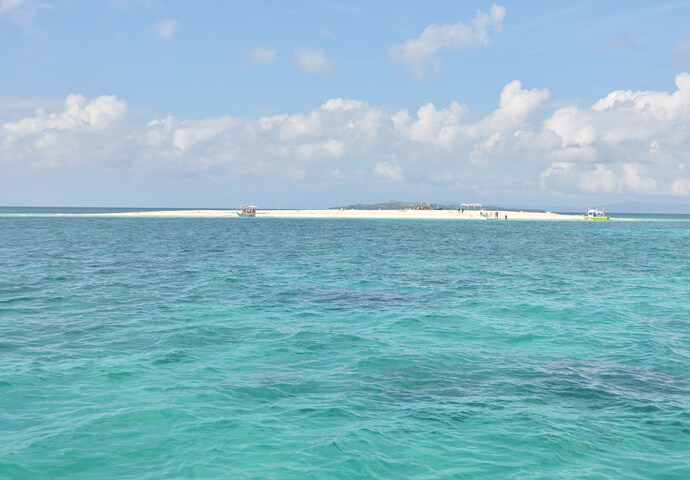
[84,209,592,220]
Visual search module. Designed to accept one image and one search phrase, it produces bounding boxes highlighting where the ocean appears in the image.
[1,209,688,479]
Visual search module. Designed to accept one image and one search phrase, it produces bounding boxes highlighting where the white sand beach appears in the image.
[84,209,591,220]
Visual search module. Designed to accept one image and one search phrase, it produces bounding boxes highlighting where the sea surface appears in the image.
[1,208,689,479]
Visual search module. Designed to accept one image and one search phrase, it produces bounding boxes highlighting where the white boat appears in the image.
[584,208,609,221]
[237,205,257,217]
[459,203,482,213]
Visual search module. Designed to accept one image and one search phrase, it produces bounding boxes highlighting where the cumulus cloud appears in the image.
[2,74,689,199]
[1,94,128,171]
[539,73,690,195]
[154,19,178,39]
[2,94,126,134]
[248,46,276,65]
[321,98,366,111]
[390,80,549,155]
[293,48,333,74]
[389,5,505,80]
[545,73,690,149]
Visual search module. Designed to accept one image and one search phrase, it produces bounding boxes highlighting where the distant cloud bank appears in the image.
[2,73,689,198]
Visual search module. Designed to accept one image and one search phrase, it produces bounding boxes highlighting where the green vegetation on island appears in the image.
[330,201,545,213]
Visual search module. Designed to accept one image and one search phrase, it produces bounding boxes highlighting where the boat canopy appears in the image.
[460,203,482,209]
[240,204,257,214]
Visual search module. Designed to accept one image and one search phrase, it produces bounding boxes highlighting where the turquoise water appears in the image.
[1,212,689,479]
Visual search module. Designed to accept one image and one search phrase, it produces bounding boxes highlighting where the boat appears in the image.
[584,208,610,221]
[237,205,257,217]
[458,203,482,214]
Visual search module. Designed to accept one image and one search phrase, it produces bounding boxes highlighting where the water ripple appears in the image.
[0,216,688,479]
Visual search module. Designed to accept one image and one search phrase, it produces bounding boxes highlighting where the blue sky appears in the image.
[1,0,690,208]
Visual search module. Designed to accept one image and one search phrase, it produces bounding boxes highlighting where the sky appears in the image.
[1,0,690,209]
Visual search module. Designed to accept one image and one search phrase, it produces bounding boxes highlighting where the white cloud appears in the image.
[3,94,126,134]
[375,161,404,182]
[2,74,689,199]
[1,94,128,171]
[539,73,690,195]
[545,73,690,149]
[0,96,67,122]
[172,117,238,151]
[388,5,505,80]
[540,162,660,195]
[669,178,690,196]
[396,101,467,146]
[293,48,333,74]
[485,80,550,130]
[0,0,24,15]
[321,98,366,111]
[294,139,345,161]
[154,19,178,39]
[541,163,618,194]
[391,80,549,153]
[248,46,276,65]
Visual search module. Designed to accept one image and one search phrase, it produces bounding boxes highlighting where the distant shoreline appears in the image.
[2,207,689,217]
[37,208,601,221]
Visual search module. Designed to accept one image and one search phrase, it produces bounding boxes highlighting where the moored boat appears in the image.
[237,205,257,217]
[584,208,609,221]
